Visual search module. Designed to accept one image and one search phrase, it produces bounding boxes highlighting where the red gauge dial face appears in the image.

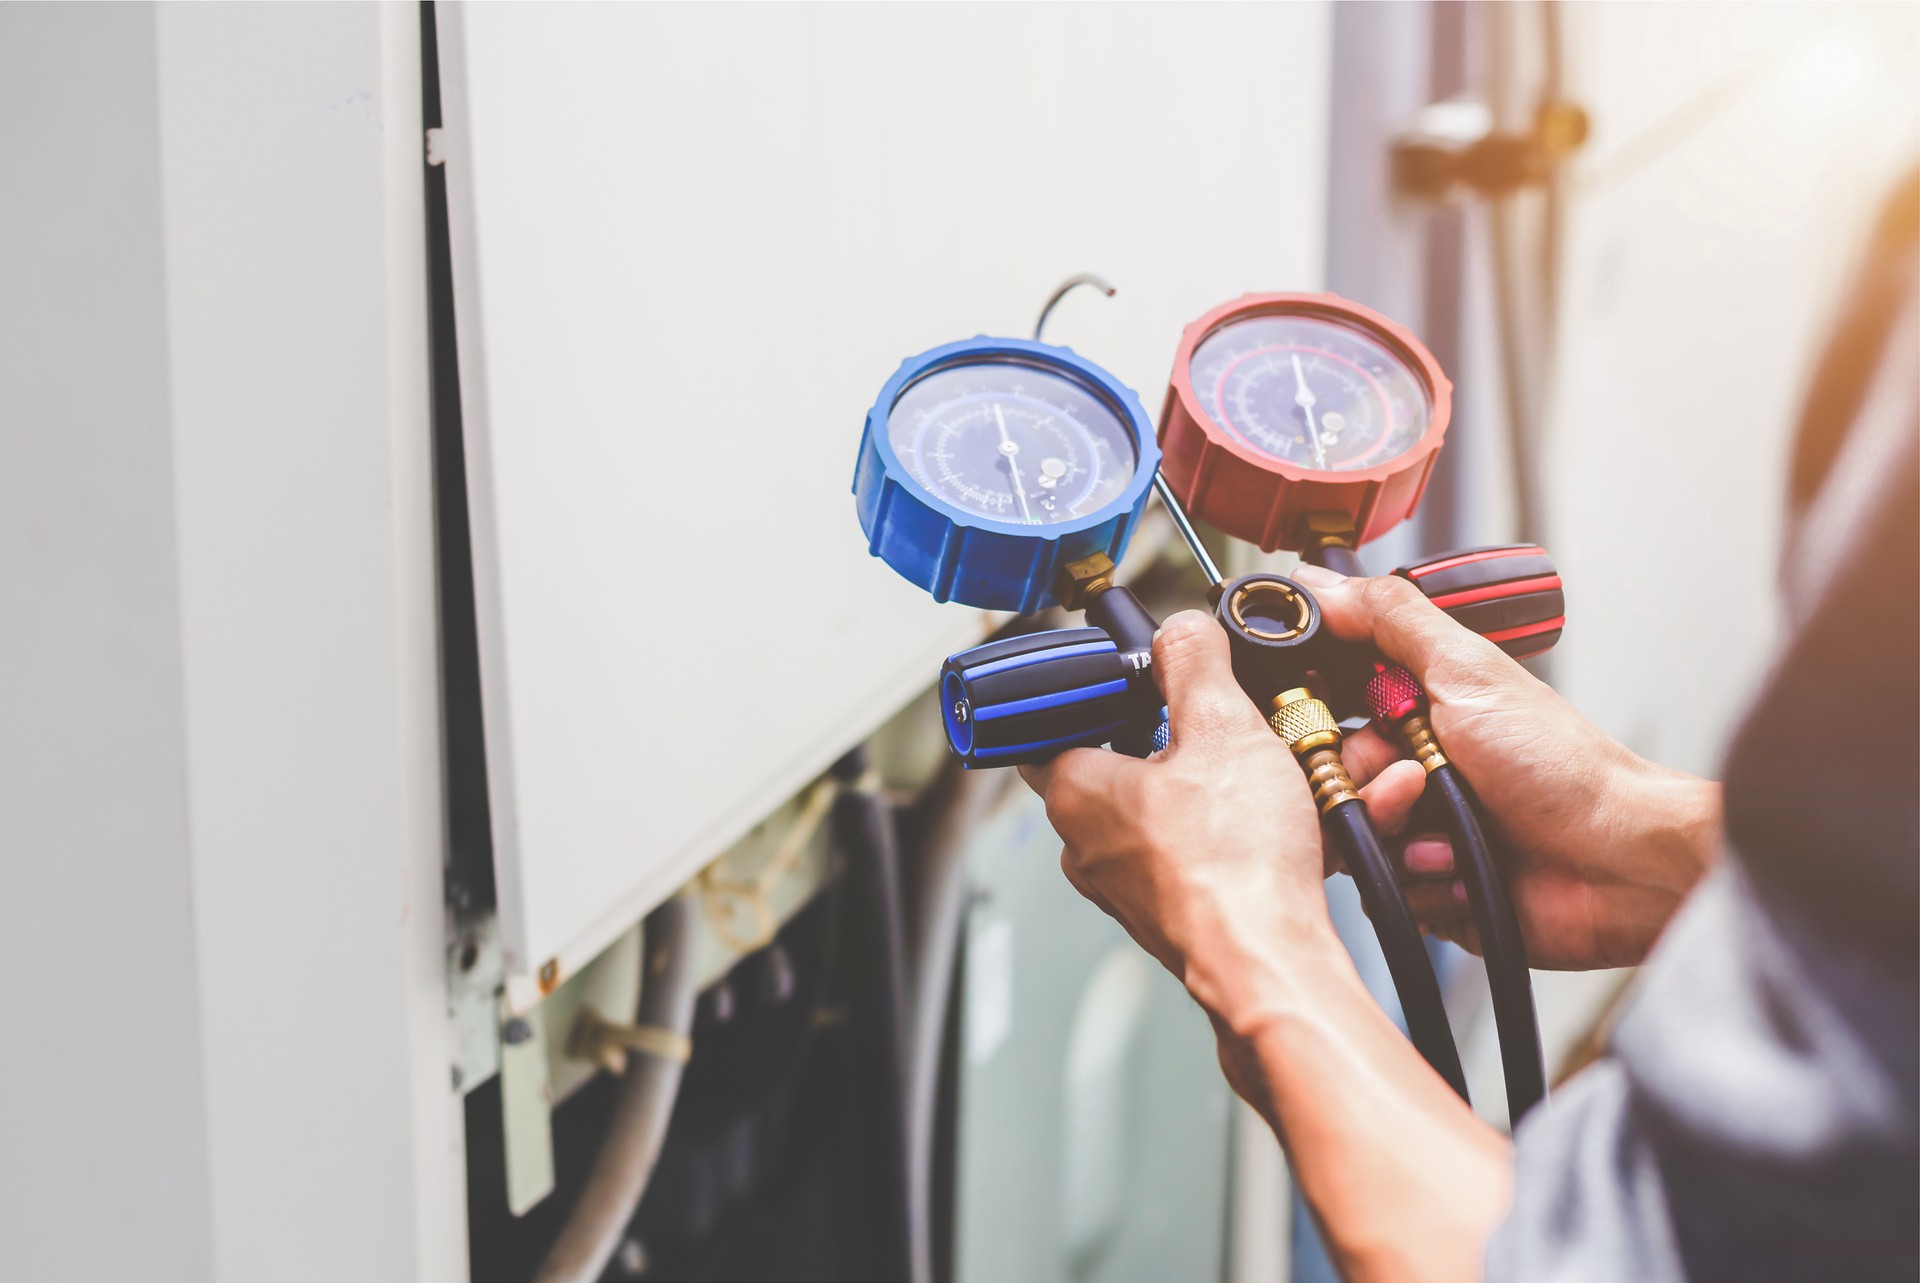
[1187,313,1433,473]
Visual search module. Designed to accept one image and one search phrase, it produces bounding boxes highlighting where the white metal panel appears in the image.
[439,1,1332,980]
[0,9,216,1279]
[153,6,465,1281]
[5,7,461,1281]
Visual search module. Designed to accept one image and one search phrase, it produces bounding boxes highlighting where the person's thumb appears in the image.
[1151,610,1270,751]
[1293,565,1511,698]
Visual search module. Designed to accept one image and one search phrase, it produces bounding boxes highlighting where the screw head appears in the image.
[615,1237,649,1276]
[502,1017,533,1046]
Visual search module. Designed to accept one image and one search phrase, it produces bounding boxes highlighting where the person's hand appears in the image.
[1295,564,1722,970]
[1017,610,1429,1015]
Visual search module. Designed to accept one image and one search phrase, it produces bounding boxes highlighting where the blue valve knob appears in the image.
[940,627,1161,768]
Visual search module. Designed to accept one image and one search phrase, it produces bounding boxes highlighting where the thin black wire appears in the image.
[1032,273,1115,343]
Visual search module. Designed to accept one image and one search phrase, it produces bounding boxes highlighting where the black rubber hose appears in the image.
[1426,764,1547,1119]
[1299,542,1548,1116]
[831,747,919,1283]
[1324,801,1470,1101]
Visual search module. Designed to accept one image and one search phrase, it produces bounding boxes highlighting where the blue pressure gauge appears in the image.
[853,337,1159,614]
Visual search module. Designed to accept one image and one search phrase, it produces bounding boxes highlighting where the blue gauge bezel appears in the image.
[853,336,1160,614]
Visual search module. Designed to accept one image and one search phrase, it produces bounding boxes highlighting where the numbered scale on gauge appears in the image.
[886,360,1137,525]
[1160,293,1453,551]
[854,337,1158,614]
[1188,313,1432,472]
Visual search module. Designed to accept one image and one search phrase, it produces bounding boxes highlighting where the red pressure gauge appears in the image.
[1158,293,1452,551]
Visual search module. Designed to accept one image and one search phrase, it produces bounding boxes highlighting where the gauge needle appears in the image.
[1291,352,1327,470]
[994,403,1034,523]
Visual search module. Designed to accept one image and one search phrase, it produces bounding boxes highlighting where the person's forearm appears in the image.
[1187,910,1512,1283]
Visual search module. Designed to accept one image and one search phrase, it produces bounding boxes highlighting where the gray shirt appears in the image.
[1487,172,1919,1281]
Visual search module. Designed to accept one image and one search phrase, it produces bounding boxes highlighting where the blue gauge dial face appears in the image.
[885,360,1139,525]
[1188,314,1432,472]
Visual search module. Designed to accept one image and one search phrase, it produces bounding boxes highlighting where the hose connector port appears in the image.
[1227,579,1313,641]
[1214,573,1331,702]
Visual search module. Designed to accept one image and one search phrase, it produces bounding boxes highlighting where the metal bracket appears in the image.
[448,912,504,1095]
[1390,97,1587,202]
[499,996,557,1216]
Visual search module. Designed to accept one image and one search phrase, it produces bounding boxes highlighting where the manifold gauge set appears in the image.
[850,291,1563,761]
[850,284,1569,1119]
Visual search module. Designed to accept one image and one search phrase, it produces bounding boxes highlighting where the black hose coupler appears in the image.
[1211,573,1335,707]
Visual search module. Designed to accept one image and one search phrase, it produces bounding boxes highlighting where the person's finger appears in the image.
[1018,745,1127,815]
[1292,566,1512,696]
[1405,880,1472,924]
[1358,759,1427,837]
[1151,610,1269,750]
[1058,846,1119,919]
[1429,919,1485,955]
[1401,835,1455,877]
[1322,827,1347,878]
[1341,723,1402,789]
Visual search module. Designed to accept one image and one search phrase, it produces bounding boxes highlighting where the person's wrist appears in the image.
[1180,897,1347,1043]
[1610,754,1723,895]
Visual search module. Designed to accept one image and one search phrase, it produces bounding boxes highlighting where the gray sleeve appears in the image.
[1486,863,1918,1282]
[1489,171,1917,1282]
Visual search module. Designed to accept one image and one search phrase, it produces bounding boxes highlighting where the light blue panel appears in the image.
[953,787,1232,1283]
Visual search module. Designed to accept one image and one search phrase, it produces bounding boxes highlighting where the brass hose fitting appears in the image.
[1398,713,1448,773]
[1269,686,1361,813]
[1053,552,1117,612]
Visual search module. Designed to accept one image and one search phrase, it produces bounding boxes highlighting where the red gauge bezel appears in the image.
[1158,292,1454,552]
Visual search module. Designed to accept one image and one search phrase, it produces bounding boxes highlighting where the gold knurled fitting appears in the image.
[1399,713,1450,773]
[1268,688,1358,813]
[1269,688,1341,755]
[1300,747,1362,813]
